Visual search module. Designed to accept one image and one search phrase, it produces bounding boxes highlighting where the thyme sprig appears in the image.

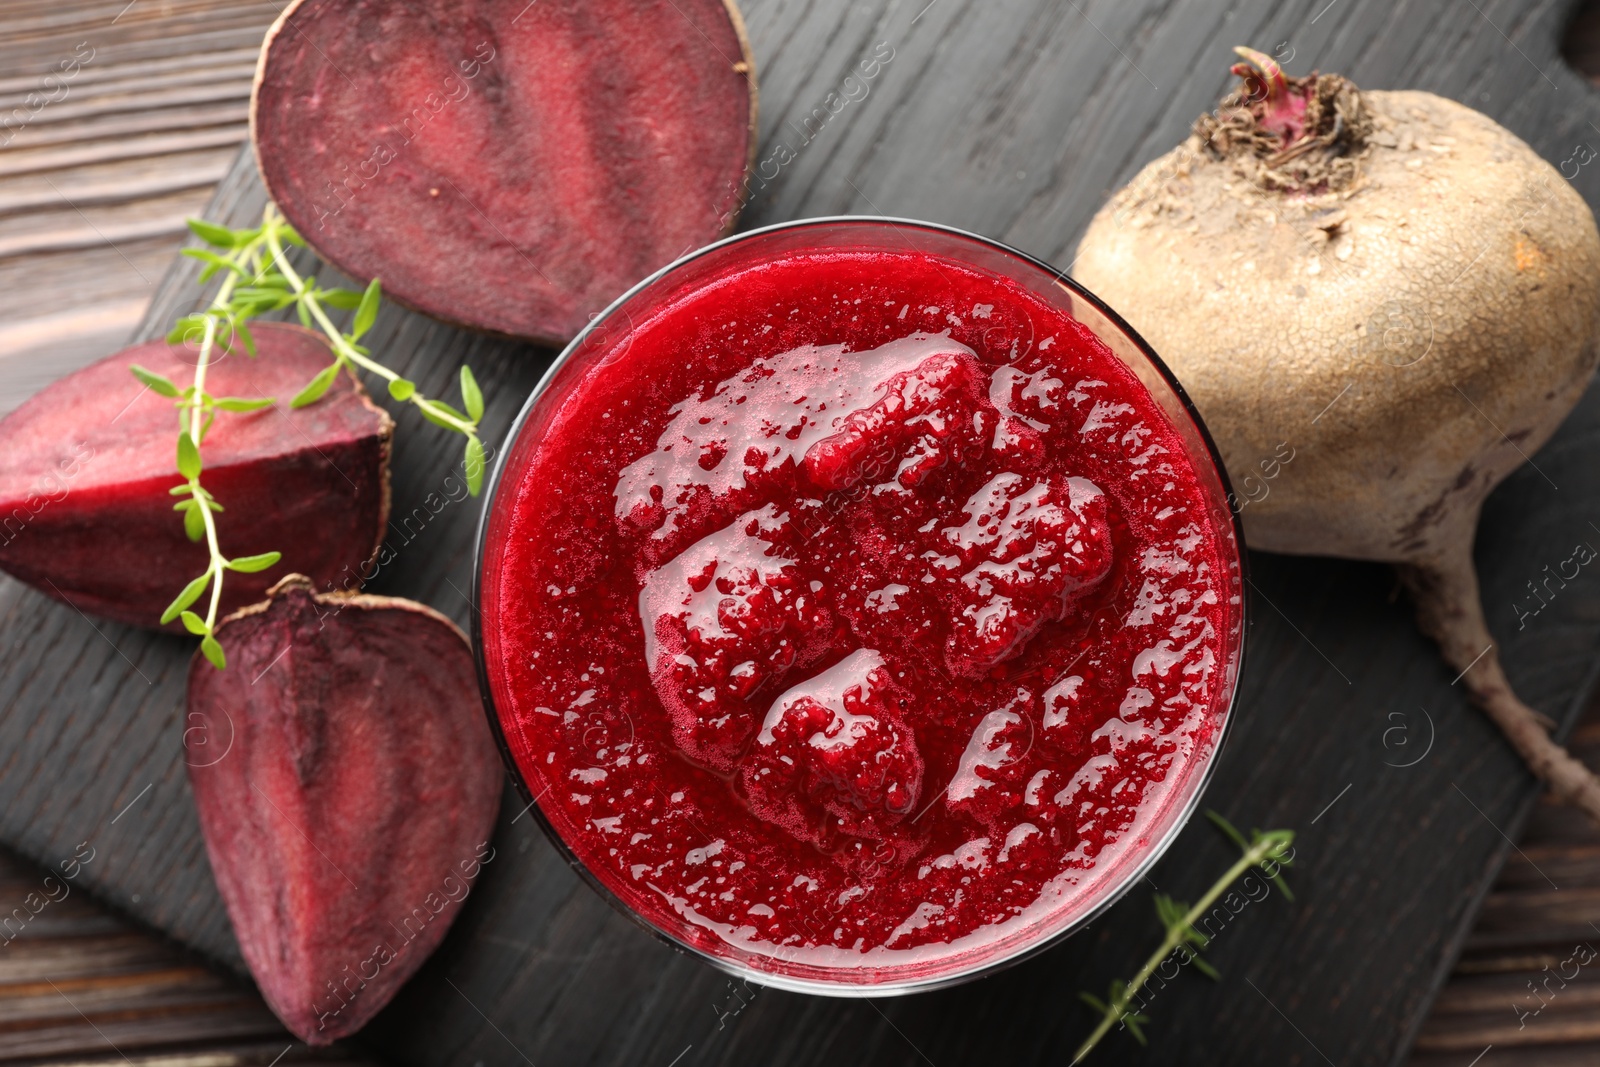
[256,205,487,480]
[1072,812,1296,1063]
[136,205,488,669]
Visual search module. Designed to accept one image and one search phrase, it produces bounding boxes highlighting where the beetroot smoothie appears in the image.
[478,228,1242,988]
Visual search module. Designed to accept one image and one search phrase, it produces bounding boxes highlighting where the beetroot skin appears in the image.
[251,0,757,344]
[0,325,391,629]
[187,575,503,1044]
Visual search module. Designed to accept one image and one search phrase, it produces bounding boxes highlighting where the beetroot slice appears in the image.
[187,575,503,1044]
[251,0,757,345]
[0,324,390,629]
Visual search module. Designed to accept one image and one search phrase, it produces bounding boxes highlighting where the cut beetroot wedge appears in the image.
[0,324,390,630]
[251,0,758,345]
[187,575,503,1044]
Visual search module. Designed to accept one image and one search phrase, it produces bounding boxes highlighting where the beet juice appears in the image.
[477,220,1244,991]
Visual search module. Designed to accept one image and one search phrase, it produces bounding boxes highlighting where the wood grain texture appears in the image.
[3,0,1600,1064]
[1410,716,1600,1065]
[0,0,279,416]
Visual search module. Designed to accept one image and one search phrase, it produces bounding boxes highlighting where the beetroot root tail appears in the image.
[1398,550,1600,825]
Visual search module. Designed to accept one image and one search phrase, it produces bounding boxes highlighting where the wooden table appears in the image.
[7,0,1600,1064]
[0,0,281,416]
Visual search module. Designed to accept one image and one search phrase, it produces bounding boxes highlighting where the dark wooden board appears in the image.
[4,0,1600,1063]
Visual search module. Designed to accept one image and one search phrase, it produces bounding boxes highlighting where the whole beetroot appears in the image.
[1074,51,1600,817]
[186,575,502,1044]
[0,324,391,629]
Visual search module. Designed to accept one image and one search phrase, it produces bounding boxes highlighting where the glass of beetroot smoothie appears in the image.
[474,218,1246,995]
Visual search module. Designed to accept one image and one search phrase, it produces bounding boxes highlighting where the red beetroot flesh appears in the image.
[187,576,502,1044]
[252,0,757,344]
[480,249,1240,981]
[0,325,390,629]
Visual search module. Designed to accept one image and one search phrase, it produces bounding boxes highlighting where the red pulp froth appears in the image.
[484,249,1234,980]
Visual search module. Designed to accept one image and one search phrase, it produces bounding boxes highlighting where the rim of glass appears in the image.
[471,215,1251,998]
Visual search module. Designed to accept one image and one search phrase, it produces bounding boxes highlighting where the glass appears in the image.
[474,217,1247,996]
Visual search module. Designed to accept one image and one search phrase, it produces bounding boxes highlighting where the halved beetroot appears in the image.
[251,0,758,344]
[0,324,390,629]
[187,575,503,1044]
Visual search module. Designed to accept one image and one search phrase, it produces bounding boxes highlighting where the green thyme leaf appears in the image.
[426,399,469,422]
[388,378,415,401]
[129,364,181,398]
[161,573,211,624]
[1206,811,1250,854]
[464,436,486,496]
[352,278,380,340]
[416,402,460,432]
[176,432,201,480]
[200,634,226,669]
[181,248,246,276]
[179,610,209,635]
[295,296,312,329]
[291,363,340,408]
[460,364,484,422]
[183,503,205,541]
[1263,855,1295,903]
[186,218,237,248]
[235,320,257,357]
[213,396,274,412]
[236,295,282,317]
[228,551,282,573]
[320,287,363,310]
[166,316,205,346]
